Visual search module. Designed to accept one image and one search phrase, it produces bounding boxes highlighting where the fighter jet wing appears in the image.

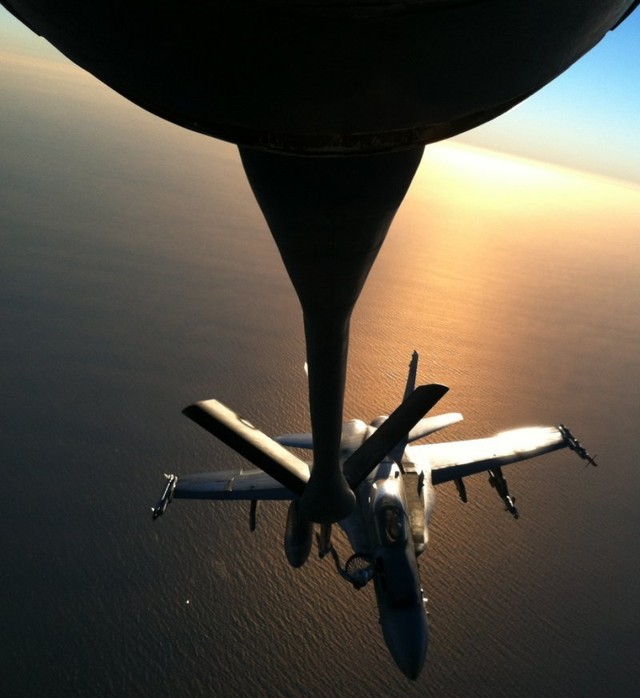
[172,469,296,500]
[418,426,568,485]
[152,469,295,518]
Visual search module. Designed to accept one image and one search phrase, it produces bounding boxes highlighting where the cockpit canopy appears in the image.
[375,504,408,547]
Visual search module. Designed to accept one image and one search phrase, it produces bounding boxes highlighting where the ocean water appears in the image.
[2,43,640,698]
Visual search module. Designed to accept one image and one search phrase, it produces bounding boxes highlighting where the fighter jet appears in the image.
[152,352,597,679]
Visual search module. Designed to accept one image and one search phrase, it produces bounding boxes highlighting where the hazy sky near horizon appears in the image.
[455,10,640,185]
[1,6,638,185]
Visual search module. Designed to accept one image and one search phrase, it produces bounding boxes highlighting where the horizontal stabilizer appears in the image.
[276,412,461,451]
[408,413,463,442]
[344,383,448,489]
[275,433,314,449]
[183,400,309,496]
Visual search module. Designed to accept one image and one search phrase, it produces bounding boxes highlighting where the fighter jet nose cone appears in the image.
[394,634,427,681]
[380,605,429,680]
[400,653,426,681]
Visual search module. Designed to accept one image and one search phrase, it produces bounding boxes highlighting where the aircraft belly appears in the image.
[2,1,633,153]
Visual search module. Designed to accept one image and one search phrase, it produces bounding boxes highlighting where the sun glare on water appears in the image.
[353,139,640,423]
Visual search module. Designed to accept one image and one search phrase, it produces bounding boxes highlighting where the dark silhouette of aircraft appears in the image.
[2,1,634,521]
[152,352,597,679]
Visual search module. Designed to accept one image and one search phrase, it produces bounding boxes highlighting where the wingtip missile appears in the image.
[152,474,178,519]
[558,425,598,467]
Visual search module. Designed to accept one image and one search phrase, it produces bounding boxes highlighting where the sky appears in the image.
[454,10,640,185]
[0,6,638,185]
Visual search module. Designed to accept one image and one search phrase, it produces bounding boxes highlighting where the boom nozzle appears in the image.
[299,470,355,523]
